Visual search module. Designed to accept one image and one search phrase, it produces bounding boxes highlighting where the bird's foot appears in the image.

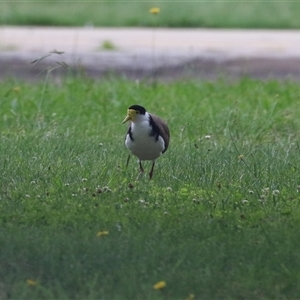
[125,155,131,168]
[149,171,153,180]
[135,161,144,180]
[149,161,155,180]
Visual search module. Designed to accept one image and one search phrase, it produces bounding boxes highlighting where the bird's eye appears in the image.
[136,110,140,114]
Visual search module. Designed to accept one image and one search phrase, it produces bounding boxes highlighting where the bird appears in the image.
[122,104,170,179]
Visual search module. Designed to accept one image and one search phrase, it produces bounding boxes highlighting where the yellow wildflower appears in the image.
[97,230,109,237]
[185,294,195,300]
[12,86,21,92]
[26,279,38,286]
[238,154,244,160]
[153,280,166,290]
[149,7,160,14]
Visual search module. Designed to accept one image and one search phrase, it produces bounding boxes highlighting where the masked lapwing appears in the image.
[122,105,170,179]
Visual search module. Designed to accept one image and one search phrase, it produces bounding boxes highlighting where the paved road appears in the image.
[1,26,300,80]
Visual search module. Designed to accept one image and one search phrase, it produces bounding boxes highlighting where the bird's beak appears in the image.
[122,114,131,124]
[122,109,135,124]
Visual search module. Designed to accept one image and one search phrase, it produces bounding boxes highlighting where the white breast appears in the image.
[125,117,165,161]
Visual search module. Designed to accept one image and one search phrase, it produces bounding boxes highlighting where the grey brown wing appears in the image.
[150,114,170,153]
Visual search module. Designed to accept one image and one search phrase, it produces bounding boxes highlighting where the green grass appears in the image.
[1,76,300,299]
[1,0,300,28]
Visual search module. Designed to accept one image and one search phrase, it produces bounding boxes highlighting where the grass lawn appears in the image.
[1,76,300,299]
[1,1,300,29]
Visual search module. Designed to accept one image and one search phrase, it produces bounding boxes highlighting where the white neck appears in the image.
[133,112,150,124]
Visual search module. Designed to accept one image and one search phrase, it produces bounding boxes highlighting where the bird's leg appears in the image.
[139,160,144,173]
[136,161,144,180]
[125,154,131,168]
[149,161,155,179]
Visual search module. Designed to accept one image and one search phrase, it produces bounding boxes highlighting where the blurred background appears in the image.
[1,0,300,29]
[1,0,300,81]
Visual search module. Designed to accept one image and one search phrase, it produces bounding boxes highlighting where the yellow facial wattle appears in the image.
[122,109,137,124]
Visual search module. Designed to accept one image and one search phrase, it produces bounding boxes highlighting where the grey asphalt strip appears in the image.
[1,26,300,80]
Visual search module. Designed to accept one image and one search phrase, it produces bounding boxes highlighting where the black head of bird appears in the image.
[122,105,170,179]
